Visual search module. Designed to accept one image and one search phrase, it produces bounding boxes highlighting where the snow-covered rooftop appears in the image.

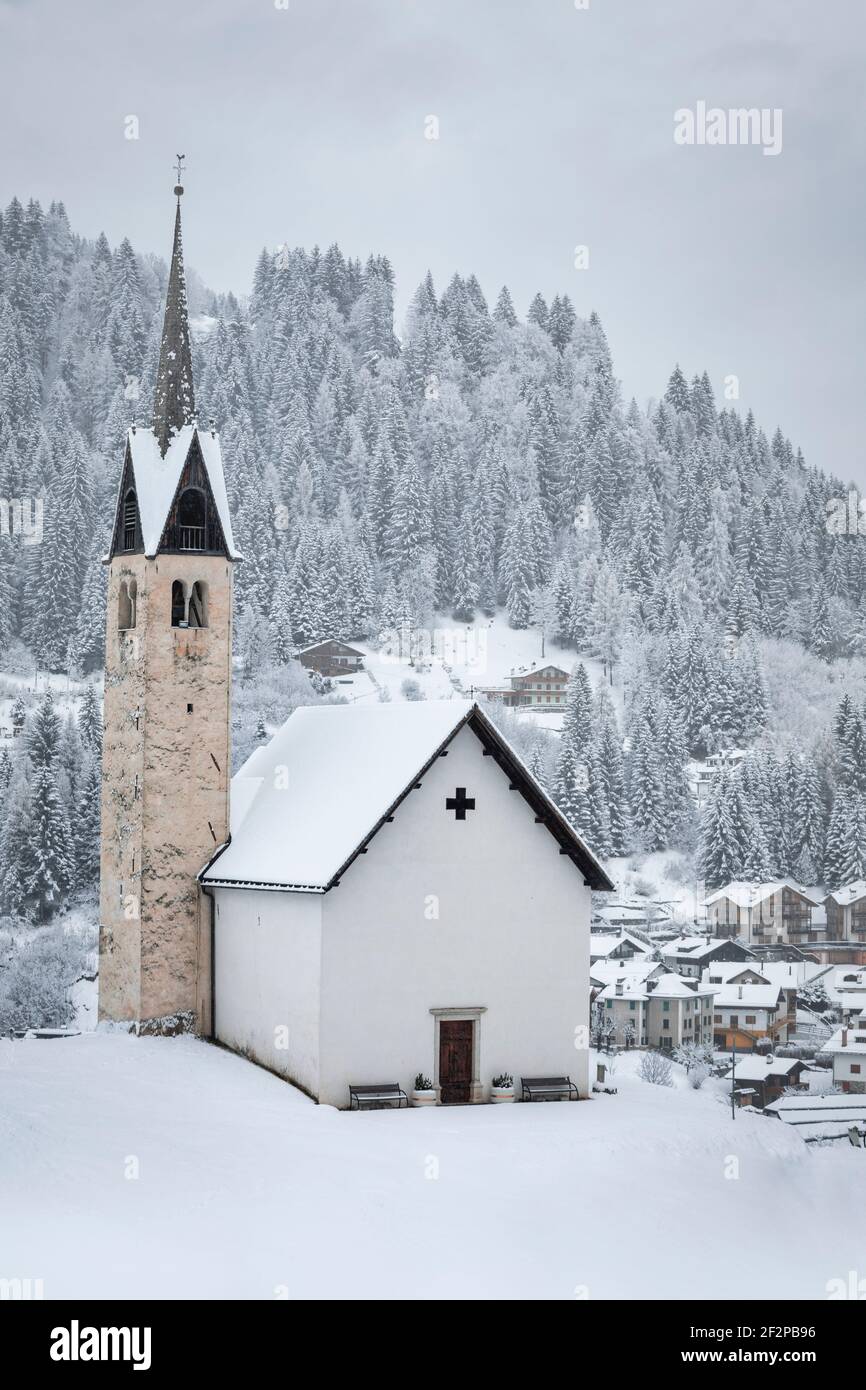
[202,701,612,893]
[703,879,822,910]
[123,424,238,558]
[589,931,650,959]
[825,880,866,907]
[711,984,784,1009]
[820,1026,866,1056]
[725,1056,802,1081]
[598,972,708,1003]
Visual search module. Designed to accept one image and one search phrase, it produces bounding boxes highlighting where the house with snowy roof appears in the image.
[824,881,866,947]
[710,982,793,1050]
[819,1016,866,1094]
[660,933,755,978]
[96,181,615,1108]
[597,972,714,1050]
[589,931,650,965]
[703,880,823,947]
[724,1055,807,1109]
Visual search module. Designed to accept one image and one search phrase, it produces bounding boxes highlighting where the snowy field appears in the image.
[2,1034,863,1301]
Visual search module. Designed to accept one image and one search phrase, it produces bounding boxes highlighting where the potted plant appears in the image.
[490,1073,514,1103]
[412,1073,437,1106]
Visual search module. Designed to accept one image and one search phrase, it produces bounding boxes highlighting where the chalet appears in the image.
[661,934,756,978]
[824,881,866,944]
[477,665,569,709]
[724,1055,807,1109]
[295,639,365,678]
[589,931,650,966]
[819,1016,866,1094]
[711,983,792,1050]
[703,880,823,946]
[597,973,715,1050]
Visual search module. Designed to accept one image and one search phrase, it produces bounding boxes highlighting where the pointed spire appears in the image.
[152,177,196,455]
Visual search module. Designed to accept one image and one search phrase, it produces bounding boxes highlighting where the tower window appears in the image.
[122,490,137,551]
[187,703,193,714]
[118,578,137,630]
[188,580,208,629]
[171,580,187,627]
[178,488,206,552]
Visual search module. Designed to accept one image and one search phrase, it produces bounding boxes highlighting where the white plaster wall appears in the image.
[213,888,322,1096]
[318,723,592,1108]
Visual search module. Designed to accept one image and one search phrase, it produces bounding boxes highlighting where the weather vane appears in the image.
[174,154,185,197]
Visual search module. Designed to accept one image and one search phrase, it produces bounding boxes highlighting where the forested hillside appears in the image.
[1,193,865,918]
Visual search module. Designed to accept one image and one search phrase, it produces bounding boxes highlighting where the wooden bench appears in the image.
[349,1083,409,1111]
[521,1075,579,1102]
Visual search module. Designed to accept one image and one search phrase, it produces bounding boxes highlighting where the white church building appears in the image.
[201,701,613,1107]
[97,180,614,1108]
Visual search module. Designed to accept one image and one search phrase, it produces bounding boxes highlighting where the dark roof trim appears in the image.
[323,703,614,894]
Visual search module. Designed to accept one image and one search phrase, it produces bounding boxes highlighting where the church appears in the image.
[98,182,613,1107]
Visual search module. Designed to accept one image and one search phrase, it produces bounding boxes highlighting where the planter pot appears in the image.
[412,1089,438,1107]
[490,1086,515,1104]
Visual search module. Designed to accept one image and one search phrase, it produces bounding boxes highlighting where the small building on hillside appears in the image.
[703,880,823,946]
[597,973,715,1050]
[662,934,756,977]
[477,665,569,709]
[725,1055,807,1109]
[295,639,365,678]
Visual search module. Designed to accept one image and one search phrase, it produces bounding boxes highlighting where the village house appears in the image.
[476,664,569,709]
[703,880,824,946]
[819,1015,866,1094]
[661,934,756,978]
[590,957,663,1006]
[597,973,715,1050]
[589,931,651,966]
[823,881,866,948]
[294,638,365,679]
[702,961,801,1027]
[711,982,793,1050]
[724,1055,807,1109]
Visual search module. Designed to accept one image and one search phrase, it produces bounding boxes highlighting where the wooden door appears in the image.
[439,1020,473,1104]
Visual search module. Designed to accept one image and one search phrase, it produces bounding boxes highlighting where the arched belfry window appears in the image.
[118,578,136,631]
[188,580,208,629]
[178,488,206,552]
[171,579,187,627]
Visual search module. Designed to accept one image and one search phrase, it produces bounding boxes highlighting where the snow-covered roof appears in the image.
[590,959,662,988]
[825,880,866,907]
[123,424,238,558]
[711,984,784,1010]
[202,701,614,894]
[598,972,709,1003]
[662,934,753,961]
[820,1027,866,1056]
[725,1056,802,1081]
[589,931,650,959]
[703,880,822,910]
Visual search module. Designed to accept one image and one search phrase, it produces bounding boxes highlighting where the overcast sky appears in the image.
[1,0,864,479]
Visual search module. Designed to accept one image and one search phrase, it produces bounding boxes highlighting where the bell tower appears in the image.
[98,171,236,1034]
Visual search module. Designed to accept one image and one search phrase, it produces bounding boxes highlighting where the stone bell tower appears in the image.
[98,171,237,1034]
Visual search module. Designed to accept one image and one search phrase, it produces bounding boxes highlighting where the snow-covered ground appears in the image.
[2,1035,862,1300]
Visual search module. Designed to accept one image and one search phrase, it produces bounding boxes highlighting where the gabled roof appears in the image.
[598,972,710,1003]
[111,424,237,559]
[589,931,650,958]
[703,880,822,910]
[662,934,755,961]
[200,701,615,894]
[824,880,866,907]
[725,1056,803,1082]
[711,984,785,1009]
[296,639,365,658]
